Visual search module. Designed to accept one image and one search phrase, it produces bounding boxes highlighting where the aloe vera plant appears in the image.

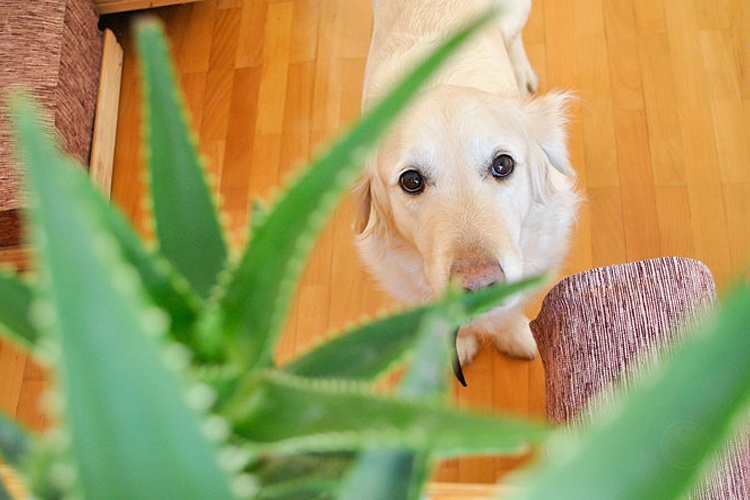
[0,15,550,499]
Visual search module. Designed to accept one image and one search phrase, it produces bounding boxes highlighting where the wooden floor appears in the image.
[1,0,748,487]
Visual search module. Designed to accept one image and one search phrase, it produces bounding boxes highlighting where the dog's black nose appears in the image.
[450,259,505,292]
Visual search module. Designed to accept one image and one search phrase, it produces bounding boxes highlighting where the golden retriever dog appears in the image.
[354,0,579,367]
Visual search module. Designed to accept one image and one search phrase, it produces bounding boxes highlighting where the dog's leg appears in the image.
[496,0,539,95]
[506,33,539,95]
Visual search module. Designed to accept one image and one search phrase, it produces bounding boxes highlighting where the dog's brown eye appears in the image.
[490,154,515,179]
[399,169,425,194]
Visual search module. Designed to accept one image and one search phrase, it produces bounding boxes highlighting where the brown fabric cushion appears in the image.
[0,0,102,246]
[531,257,748,499]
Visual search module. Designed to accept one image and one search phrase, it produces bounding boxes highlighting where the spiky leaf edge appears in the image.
[225,371,548,458]
[136,19,229,300]
[0,271,37,350]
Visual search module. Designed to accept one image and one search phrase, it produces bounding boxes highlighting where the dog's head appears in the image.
[354,86,574,302]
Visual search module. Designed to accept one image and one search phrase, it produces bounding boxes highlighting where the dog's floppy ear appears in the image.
[525,91,574,177]
[352,176,373,235]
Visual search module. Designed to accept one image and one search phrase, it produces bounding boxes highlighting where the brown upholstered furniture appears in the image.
[0,0,103,247]
[531,257,749,499]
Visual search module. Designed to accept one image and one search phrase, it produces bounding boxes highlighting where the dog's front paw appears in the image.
[490,314,537,360]
[456,329,480,367]
[519,67,540,95]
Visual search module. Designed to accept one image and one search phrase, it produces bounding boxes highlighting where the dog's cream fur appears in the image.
[355,0,579,365]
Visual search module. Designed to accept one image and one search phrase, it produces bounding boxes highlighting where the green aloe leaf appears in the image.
[208,12,498,372]
[285,276,541,381]
[515,280,750,500]
[41,144,203,354]
[0,481,10,500]
[72,170,203,355]
[256,303,469,500]
[251,452,353,500]
[136,19,228,300]
[281,276,542,500]
[338,311,456,500]
[11,95,233,500]
[227,371,547,457]
[338,450,426,500]
[250,278,541,500]
[0,411,31,468]
[397,313,454,399]
[0,271,37,349]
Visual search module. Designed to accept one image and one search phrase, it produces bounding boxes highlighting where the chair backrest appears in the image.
[530,257,748,499]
